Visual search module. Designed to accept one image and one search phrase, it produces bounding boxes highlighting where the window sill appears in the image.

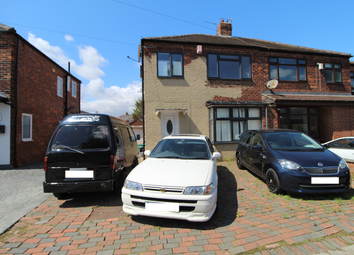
[326,82,344,85]
[207,77,252,81]
[275,80,307,83]
[158,76,184,79]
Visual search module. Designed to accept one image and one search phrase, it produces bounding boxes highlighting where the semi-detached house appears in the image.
[141,20,354,159]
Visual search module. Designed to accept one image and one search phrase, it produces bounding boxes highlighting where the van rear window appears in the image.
[51,125,110,150]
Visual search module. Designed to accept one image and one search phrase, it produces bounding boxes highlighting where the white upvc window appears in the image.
[22,113,32,141]
[72,81,77,98]
[57,77,63,97]
[67,76,71,92]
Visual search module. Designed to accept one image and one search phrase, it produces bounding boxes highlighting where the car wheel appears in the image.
[53,193,68,199]
[236,152,245,169]
[266,168,282,194]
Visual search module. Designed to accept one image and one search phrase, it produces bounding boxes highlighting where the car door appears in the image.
[240,131,253,170]
[248,133,266,176]
[327,138,354,161]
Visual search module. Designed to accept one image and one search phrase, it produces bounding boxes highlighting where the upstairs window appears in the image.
[67,76,71,92]
[207,54,251,80]
[157,52,183,77]
[325,63,341,83]
[269,58,306,81]
[72,81,77,98]
[57,77,63,97]
[22,114,32,141]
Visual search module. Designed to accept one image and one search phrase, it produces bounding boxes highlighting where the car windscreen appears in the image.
[264,132,323,151]
[149,139,210,159]
[50,125,110,151]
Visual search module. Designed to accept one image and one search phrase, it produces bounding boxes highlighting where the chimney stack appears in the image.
[217,19,232,36]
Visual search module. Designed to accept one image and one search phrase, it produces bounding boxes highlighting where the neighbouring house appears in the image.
[118,113,143,146]
[118,112,134,123]
[130,118,143,145]
[0,23,81,168]
[140,20,354,158]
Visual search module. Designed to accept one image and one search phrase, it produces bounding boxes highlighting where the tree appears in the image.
[132,98,143,120]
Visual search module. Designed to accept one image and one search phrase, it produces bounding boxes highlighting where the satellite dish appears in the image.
[266,79,278,90]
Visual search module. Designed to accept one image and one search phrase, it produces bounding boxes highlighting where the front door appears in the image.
[161,112,179,138]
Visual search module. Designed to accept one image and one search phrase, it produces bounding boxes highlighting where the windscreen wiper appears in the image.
[157,156,184,159]
[55,145,84,154]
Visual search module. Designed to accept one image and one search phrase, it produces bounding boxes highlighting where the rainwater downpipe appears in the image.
[141,44,145,160]
[65,62,70,116]
[14,34,20,167]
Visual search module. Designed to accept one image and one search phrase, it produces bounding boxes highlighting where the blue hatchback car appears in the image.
[236,129,352,194]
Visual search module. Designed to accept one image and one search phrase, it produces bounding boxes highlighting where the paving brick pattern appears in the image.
[1,161,354,254]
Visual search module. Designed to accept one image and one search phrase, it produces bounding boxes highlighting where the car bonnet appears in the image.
[272,149,342,167]
[126,158,214,187]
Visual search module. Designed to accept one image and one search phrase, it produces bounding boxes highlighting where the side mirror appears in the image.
[212,152,221,159]
[144,150,151,156]
[137,134,141,140]
[252,145,263,151]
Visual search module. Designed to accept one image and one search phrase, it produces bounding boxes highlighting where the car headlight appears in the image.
[278,159,302,171]
[184,183,215,195]
[124,180,143,191]
[339,159,348,170]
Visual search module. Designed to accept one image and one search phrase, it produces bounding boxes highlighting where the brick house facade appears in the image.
[0,24,81,168]
[140,20,354,159]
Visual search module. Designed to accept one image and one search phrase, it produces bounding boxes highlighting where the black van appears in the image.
[43,114,139,199]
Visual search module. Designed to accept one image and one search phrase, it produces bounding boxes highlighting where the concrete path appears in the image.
[0,161,51,234]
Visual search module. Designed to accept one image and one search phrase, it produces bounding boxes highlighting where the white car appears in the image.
[121,134,221,222]
[323,137,354,163]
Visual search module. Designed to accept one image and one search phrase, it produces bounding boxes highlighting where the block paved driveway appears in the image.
[1,161,354,254]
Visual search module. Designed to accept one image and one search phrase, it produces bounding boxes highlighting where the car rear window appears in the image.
[50,125,110,150]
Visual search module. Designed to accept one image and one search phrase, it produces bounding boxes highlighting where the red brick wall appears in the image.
[15,37,81,166]
[0,33,17,94]
[0,33,81,166]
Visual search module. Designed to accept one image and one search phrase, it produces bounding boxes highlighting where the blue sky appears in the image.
[2,0,354,117]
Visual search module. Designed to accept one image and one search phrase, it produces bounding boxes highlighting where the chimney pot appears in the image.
[217,20,232,36]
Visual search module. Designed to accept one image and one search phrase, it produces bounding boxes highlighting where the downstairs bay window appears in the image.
[209,107,262,142]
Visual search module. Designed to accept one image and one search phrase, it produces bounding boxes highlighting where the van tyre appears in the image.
[53,193,68,199]
[266,168,282,194]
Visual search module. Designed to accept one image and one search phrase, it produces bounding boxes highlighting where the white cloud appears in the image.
[64,34,74,42]
[73,46,108,80]
[28,32,69,65]
[27,32,141,118]
[81,79,142,117]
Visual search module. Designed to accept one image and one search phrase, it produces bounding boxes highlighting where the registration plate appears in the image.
[311,177,339,184]
[65,168,93,178]
[146,202,179,212]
